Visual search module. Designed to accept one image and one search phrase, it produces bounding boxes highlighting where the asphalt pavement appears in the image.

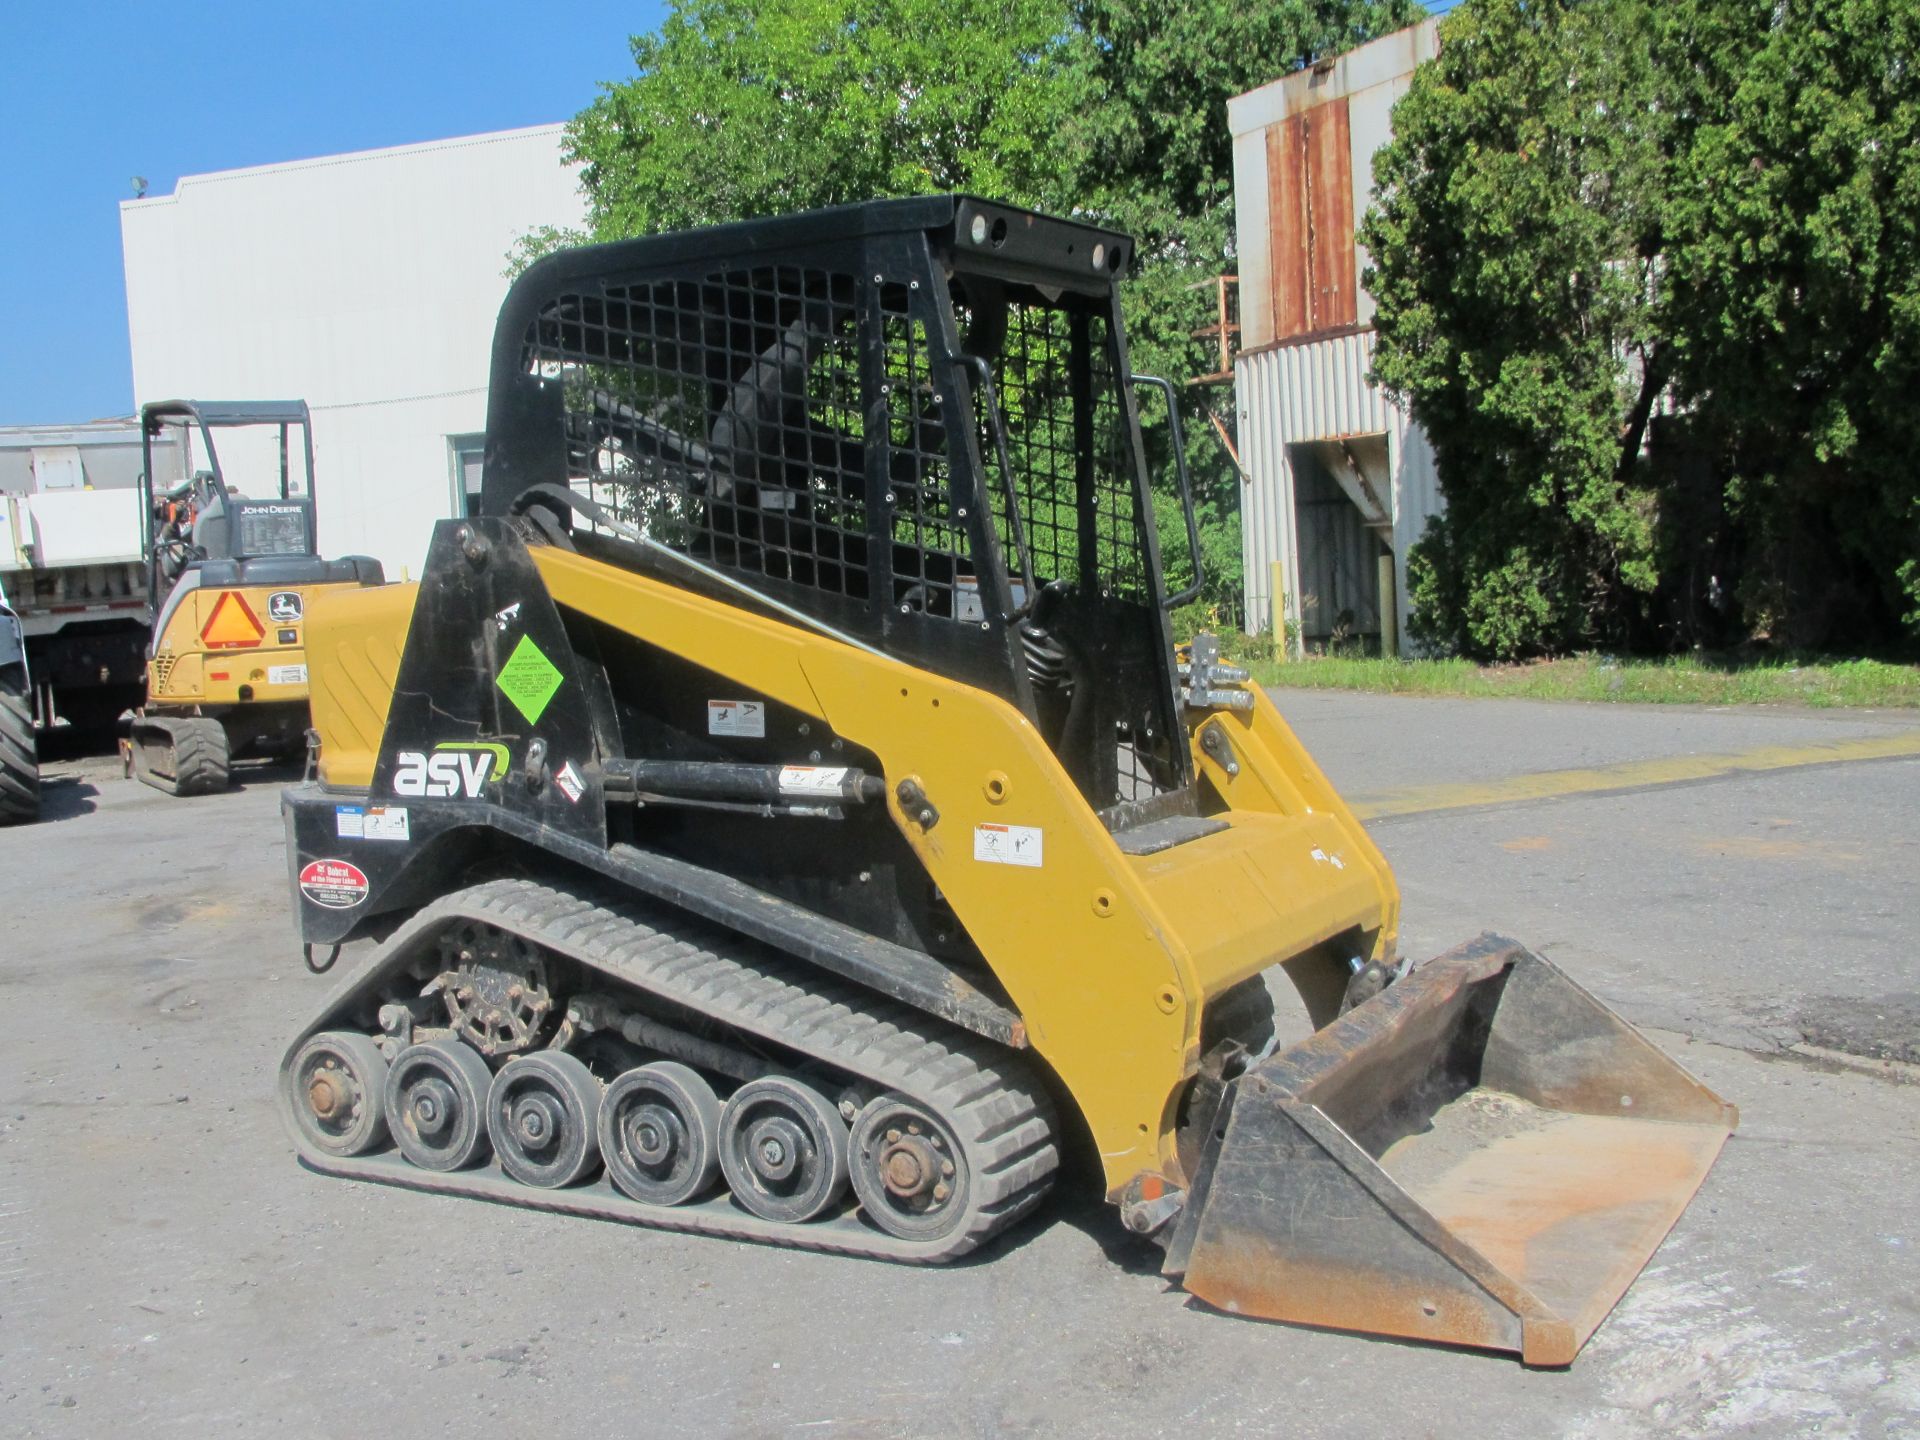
[1,693,1915,1438]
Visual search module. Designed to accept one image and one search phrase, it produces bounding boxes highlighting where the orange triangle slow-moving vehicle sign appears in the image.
[200,590,265,649]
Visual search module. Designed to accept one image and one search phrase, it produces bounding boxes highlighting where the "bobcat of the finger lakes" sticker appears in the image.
[298,858,370,909]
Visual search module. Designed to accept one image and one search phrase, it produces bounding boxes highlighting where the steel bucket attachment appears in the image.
[1164,935,1736,1365]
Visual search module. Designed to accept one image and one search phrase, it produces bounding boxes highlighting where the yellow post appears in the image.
[1377,552,1398,660]
[1269,559,1288,664]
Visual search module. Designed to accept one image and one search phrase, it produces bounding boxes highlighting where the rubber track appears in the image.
[284,878,1060,1263]
[166,717,230,796]
[0,676,37,825]
[133,716,229,796]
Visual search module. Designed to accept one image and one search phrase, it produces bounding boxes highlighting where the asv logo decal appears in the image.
[393,742,509,799]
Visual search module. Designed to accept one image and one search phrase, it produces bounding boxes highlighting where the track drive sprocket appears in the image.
[425,920,554,1058]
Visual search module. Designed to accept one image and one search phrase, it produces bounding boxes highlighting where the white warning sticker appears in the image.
[778,765,849,795]
[365,807,410,841]
[268,663,308,686]
[974,823,1043,867]
[708,699,765,738]
[335,805,410,841]
[555,759,585,804]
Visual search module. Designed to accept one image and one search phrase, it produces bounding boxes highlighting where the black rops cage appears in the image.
[479,196,1201,824]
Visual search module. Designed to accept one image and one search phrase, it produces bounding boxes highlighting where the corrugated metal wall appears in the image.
[1236,331,1440,653]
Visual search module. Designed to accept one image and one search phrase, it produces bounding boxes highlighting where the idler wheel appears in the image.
[384,1039,493,1171]
[849,1094,970,1241]
[285,1031,389,1157]
[717,1076,849,1224]
[599,1062,722,1206]
[487,1051,603,1188]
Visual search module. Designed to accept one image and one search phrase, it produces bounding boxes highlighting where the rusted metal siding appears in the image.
[1266,122,1311,341]
[1229,20,1441,350]
[1264,101,1357,343]
[1235,331,1442,655]
[1307,101,1357,333]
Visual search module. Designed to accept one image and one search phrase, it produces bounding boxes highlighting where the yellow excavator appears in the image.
[276,198,1734,1364]
[125,401,383,794]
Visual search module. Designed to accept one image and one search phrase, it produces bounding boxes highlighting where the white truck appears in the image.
[0,419,183,745]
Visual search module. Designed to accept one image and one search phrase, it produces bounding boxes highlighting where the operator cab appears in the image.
[486,196,1206,831]
[139,401,382,624]
[140,401,385,648]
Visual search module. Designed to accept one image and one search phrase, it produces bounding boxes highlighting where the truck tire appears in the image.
[0,674,39,825]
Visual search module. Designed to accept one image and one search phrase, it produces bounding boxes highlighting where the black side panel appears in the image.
[370,517,609,848]
[279,788,1025,1046]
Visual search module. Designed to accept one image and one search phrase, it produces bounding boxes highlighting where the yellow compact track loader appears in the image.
[277,198,1734,1364]
[126,401,384,794]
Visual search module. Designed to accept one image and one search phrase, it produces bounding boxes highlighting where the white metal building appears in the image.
[1229,22,1442,654]
[120,124,587,578]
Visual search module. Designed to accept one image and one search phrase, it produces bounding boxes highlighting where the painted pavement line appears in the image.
[1349,729,1920,820]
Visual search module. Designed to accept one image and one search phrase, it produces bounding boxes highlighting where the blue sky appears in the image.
[0,2,662,426]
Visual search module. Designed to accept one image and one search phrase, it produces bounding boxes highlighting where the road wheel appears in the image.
[385,1040,493,1172]
[599,1061,722,1206]
[488,1051,603,1189]
[849,1094,970,1242]
[284,1031,390,1157]
[0,673,38,825]
[717,1076,850,1223]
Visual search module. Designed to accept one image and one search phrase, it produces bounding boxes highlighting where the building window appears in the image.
[448,434,485,517]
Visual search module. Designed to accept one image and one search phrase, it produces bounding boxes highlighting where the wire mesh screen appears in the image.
[521,265,975,618]
[880,298,975,622]
[952,284,1178,811]
[959,295,1149,604]
[512,250,1184,816]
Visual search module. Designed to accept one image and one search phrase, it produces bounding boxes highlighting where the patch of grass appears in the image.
[1244,652,1920,708]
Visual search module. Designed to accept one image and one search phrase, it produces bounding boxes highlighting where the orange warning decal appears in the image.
[201,591,264,649]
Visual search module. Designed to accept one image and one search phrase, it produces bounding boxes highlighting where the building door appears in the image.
[1286,434,1391,652]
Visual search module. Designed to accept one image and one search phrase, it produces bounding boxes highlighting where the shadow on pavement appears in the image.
[37,775,100,822]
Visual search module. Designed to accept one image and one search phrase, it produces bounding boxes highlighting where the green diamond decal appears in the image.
[496,634,564,724]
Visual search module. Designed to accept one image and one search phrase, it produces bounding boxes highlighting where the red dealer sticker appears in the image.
[298,858,370,909]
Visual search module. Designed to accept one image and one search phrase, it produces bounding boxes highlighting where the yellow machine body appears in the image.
[529,547,1393,1188]
[302,580,415,787]
[127,397,388,796]
[147,583,316,708]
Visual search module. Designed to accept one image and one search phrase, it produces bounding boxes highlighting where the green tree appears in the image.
[565,0,1080,236]
[1361,0,1667,658]
[1654,0,1920,643]
[1366,0,1920,657]
[1069,0,1423,618]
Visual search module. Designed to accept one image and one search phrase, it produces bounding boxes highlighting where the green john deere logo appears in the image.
[496,634,563,724]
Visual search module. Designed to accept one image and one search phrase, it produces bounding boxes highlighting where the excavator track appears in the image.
[281,878,1060,1263]
[126,715,230,796]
